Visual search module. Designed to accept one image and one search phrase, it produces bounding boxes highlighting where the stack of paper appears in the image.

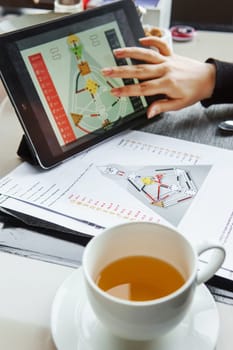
[0,130,233,282]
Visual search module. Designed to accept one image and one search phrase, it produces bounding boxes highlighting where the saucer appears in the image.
[51,268,219,350]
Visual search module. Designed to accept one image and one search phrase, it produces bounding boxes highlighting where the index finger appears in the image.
[113,46,165,64]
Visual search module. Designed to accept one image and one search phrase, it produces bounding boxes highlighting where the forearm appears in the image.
[201,59,233,107]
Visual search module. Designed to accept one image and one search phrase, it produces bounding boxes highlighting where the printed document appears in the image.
[0,130,232,280]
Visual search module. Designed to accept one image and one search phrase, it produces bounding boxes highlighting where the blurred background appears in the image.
[0,0,232,32]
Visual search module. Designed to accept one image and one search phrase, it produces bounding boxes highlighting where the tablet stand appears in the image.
[17,135,39,166]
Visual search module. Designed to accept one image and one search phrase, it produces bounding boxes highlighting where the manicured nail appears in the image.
[101,67,113,76]
[113,48,124,57]
[111,88,121,96]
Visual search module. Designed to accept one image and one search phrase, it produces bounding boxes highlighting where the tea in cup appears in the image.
[82,222,225,340]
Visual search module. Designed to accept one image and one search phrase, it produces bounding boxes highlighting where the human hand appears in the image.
[102,36,216,118]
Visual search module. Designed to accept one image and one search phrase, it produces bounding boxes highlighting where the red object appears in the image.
[170,25,196,42]
[29,53,76,144]
[82,0,90,9]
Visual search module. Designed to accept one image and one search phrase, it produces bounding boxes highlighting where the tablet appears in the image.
[0,0,150,169]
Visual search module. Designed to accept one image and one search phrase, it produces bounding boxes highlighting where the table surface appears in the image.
[0,12,233,350]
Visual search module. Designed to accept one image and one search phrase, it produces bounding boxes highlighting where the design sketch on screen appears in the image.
[98,164,212,226]
[20,21,147,148]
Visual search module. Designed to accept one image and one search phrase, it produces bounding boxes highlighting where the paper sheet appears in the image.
[0,130,233,279]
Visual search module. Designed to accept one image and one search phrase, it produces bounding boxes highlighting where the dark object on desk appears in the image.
[17,134,39,165]
[206,285,233,305]
[207,275,233,293]
[206,276,233,305]
[0,208,92,246]
[0,0,54,10]
[218,120,233,132]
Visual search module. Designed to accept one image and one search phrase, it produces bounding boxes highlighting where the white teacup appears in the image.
[82,222,225,341]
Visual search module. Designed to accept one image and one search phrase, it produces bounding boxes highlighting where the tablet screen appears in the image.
[0,0,148,168]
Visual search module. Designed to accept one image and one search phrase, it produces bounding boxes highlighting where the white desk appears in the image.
[0,253,71,350]
[0,13,233,350]
[172,30,233,62]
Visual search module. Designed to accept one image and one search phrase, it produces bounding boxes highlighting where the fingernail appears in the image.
[147,107,159,119]
[101,67,113,76]
[113,48,124,57]
[111,88,121,96]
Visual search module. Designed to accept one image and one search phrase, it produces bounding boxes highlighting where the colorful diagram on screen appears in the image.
[21,22,146,147]
[97,164,212,226]
[67,29,145,137]
[67,32,125,133]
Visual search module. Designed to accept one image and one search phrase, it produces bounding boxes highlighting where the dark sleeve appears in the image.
[201,59,233,107]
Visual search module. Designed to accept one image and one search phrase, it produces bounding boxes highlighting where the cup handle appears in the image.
[196,241,226,285]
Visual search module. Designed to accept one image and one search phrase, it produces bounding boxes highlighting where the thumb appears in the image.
[139,36,172,56]
[147,99,185,118]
